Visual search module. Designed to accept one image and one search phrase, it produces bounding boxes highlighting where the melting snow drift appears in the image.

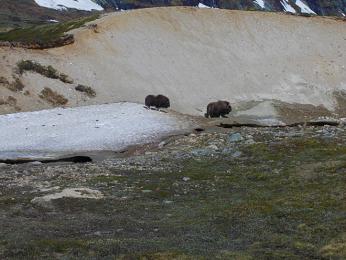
[198,3,211,8]
[254,0,265,9]
[281,0,296,13]
[34,0,103,11]
[0,103,191,159]
[295,0,316,14]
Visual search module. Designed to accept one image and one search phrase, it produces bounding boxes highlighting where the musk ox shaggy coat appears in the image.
[205,100,232,118]
[145,95,170,109]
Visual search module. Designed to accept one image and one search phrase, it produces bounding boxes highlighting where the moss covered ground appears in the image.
[0,127,345,259]
[0,14,99,45]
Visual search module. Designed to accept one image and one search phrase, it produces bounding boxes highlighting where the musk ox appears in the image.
[145,94,170,109]
[205,100,232,118]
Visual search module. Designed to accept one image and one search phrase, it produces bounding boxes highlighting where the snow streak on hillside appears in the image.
[296,0,316,14]
[254,0,265,9]
[281,0,296,13]
[198,3,211,8]
[254,0,316,14]
[34,0,103,11]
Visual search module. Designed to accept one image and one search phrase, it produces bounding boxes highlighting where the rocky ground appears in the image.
[0,123,346,259]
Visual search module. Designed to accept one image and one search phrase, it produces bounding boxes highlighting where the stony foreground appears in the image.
[0,125,346,259]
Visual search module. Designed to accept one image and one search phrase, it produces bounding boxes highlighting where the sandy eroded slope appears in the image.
[0,7,345,118]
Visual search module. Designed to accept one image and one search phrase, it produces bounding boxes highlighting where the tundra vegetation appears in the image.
[0,125,345,259]
[0,96,17,106]
[39,87,68,106]
[75,84,97,98]
[0,76,25,92]
[17,60,73,84]
[0,14,99,47]
[7,78,25,92]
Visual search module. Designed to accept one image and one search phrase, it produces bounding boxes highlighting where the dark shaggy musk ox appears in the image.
[145,95,170,109]
[205,100,232,118]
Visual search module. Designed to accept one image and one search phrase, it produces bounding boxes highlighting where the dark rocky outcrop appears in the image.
[0,156,92,165]
[94,0,346,17]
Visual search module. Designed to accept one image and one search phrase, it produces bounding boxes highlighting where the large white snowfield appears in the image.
[0,103,192,160]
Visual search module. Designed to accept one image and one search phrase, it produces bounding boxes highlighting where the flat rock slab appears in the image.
[31,188,104,207]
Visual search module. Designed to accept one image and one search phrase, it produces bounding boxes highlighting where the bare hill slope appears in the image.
[0,7,345,120]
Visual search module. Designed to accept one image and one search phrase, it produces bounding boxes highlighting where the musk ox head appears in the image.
[219,100,232,114]
[156,94,170,108]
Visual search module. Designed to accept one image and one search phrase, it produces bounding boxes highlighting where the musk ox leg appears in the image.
[221,114,228,118]
[158,109,168,113]
[144,106,157,110]
[210,112,219,118]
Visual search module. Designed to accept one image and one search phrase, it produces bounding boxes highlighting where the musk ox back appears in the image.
[145,94,170,109]
[205,100,232,118]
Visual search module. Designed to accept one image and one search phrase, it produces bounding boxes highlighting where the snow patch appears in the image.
[0,103,191,157]
[253,0,265,9]
[295,0,316,14]
[34,0,103,11]
[47,19,59,23]
[198,3,211,8]
[281,0,296,13]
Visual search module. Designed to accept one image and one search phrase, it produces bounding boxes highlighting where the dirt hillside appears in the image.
[0,7,345,120]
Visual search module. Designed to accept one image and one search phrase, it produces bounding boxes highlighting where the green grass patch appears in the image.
[3,238,122,258]
[89,175,126,184]
[1,136,346,258]
[0,76,25,92]
[75,84,96,98]
[0,14,99,45]
[39,87,68,106]
[17,60,73,84]
[17,60,59,77]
